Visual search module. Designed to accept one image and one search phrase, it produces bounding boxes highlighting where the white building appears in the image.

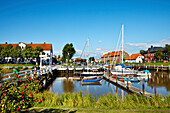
[125,53,144,63]
[0,42,53,64]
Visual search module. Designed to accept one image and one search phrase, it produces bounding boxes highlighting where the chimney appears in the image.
[31,42,32,44]
[5,42,7,44]
[44,42,46,44]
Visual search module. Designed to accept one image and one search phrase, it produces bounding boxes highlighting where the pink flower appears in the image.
[2,94,5,97]
[20,80,22,82]
[0,85,1,88]
[18,75,20,77]
[23,85,25,88]
[35,80,37,83]
[22,96,24,99]
[39,99,41,102]
[21,91,24,95]
[36,99,38,102]
[25,77,27,79]
[34,77,37,80]
[29,78,32,81]
[16,107,20,111]
[30,93,33,98]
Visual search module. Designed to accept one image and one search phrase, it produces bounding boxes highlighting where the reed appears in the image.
[34,92,170,109]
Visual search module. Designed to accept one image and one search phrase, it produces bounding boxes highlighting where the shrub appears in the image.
[0,73,43,112]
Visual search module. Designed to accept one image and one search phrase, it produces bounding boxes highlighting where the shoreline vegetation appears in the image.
[32,91,170,110]
[0,62,169,68]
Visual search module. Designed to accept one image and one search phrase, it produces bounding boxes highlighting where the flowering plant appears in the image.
[0,73,43,112]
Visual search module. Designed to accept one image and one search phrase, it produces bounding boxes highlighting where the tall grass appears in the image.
[34,91,170,109]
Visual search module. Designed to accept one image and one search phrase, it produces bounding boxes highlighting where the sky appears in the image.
[0,0,170,59]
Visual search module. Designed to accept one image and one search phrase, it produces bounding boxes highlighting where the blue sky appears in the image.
[0,0,170,59]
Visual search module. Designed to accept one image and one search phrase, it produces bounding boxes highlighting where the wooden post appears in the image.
[155,87,157,96]
[142,83,145,95]
[116,77,118,84]
[127,78,129,91]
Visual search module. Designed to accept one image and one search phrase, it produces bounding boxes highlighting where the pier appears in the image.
[103,75,153,96]
[128,64,170,71]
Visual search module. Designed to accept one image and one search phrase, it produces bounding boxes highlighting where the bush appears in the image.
[0,73,43,112]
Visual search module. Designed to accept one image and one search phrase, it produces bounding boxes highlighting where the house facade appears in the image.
[125,53,144,63]
[101,51,129,63]
[0,42,53,64]
[144,46,163,63]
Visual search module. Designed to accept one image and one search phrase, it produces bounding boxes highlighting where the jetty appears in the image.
[103,74,153,96]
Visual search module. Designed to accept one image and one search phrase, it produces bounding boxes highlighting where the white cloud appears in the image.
[54,50,62,55]
[98,40,102,43]
[126,37,170,50]
[96,48,101,51]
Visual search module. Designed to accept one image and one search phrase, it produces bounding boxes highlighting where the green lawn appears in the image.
[124,63,170,66]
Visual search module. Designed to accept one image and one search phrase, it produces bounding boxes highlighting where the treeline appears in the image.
[0,44,43,64]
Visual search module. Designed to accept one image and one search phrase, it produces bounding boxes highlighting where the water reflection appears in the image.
[148,71,170,91]
[62,79,74,93]
[47,70,170,97]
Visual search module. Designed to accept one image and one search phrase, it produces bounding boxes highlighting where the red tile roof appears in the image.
[0,44,18,48]
[101,51,127,58]
[27,43,52,50]
[0,42,52,50]
[126,53,143,60]
[75,58,82,60]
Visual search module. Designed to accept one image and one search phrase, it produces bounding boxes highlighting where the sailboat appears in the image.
[77,38,103,76]
[111,24,137,75]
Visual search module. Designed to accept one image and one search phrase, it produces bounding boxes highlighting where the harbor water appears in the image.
[47,70,170,97]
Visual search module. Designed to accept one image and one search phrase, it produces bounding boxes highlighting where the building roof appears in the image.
[126,53,143,60]
[0,42,52,50]
[146,46,163,53]
[101,51,128,58]
[75,57,82,60]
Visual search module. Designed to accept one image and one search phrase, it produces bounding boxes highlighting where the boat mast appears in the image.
[122,24,124,64]
[87,37,89,71]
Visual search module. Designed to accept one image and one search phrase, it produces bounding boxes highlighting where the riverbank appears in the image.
[21,107,170,113]
[124,63,170,66]
[33,91,170,110]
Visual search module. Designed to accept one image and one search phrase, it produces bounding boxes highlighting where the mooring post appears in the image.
[142,83,145,95]
[116,77,118,84]
[155,87,157,96]
[127,78,129,91]
[148,75,149,80]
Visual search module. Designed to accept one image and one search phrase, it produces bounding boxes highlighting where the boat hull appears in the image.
[82,78,102,83]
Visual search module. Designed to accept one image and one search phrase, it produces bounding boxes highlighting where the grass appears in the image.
[33,91,170,110]
[124,63,170,66]
[0,63,37,67]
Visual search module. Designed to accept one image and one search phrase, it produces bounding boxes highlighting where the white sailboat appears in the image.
[111,24,137,75]
[78,38,103,76]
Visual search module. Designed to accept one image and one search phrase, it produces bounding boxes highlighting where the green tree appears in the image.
[12,45,22,63]
[140,50,146,56]
[1,44,14,63]
[22,45,34,63]
[89,57,95,63]
[58,55,60,61]
[62,43,76,62]
[33,46,43,65]
[0,45,4,57]
[164,44,170,60]
[155,48,164,61]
